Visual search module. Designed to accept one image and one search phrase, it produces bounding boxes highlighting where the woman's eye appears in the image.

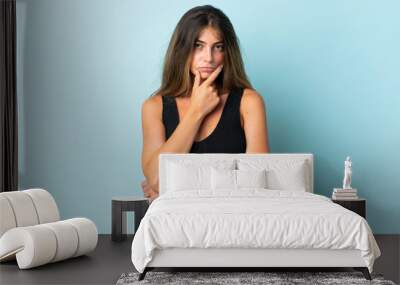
[215,45,224,51]
[195,43,202,48]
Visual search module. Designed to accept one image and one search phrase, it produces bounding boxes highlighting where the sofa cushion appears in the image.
[0,189,60,238]
[0,218,97,269]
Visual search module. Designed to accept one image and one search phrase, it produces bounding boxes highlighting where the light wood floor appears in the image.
[0,235,398,285]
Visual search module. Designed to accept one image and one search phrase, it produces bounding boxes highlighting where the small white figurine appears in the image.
[342,156,352,189]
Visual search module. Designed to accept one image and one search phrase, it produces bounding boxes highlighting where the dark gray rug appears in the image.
[116,271,396,285]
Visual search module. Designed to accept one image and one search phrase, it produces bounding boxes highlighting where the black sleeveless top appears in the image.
[162,87,246,153]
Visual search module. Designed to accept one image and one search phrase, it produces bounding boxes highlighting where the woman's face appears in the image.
[190,26,225,82]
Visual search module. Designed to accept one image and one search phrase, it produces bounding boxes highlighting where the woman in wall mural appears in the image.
[141,5,269,201]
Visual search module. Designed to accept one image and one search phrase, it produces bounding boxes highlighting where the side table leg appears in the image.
[112,201,127,241]
[134,201,149,235]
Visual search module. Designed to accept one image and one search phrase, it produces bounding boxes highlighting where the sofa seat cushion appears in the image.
[0,218,98,269]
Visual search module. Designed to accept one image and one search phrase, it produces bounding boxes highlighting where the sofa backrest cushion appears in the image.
[0,189,60,238]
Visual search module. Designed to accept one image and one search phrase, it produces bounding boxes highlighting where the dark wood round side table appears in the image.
[111,196,150,242]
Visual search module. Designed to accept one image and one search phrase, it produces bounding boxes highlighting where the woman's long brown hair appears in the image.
[152,5,253,98]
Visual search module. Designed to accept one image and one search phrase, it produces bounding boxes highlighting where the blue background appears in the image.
[16,0,399,234]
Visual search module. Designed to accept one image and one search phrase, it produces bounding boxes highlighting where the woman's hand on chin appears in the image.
[189,66,223,119]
